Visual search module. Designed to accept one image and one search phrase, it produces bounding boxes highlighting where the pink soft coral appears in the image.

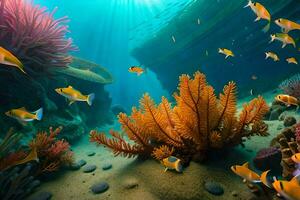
[0,0,76,72]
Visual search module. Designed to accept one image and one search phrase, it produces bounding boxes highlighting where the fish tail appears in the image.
[262,22,270,33]
[244,0,251,8]
[34,107,43,121]
[265,53,269,59]
[87,93,95,106]
[175,161,183,173]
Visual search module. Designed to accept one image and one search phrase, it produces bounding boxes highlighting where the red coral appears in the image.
[0,151,26,170]
[29,126,74,174]
[47,140,70,158]
[0,0,76,72]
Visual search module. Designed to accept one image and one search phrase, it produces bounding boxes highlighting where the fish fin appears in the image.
[18,120,28,126]
[254,17,261,22]
[87,93,95,106]
[225,55,229,59]
[69,100,75,106]
[262,22,270,33]
[34,108,43,121]
[242,162,249,168]
[244,1,251,8]
[261,170,273,188]
[282,43,286,48]
[18,107,26,111]
[164,168,168,172]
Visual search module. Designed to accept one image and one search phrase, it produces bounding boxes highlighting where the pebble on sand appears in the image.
[83,165,97,173]
[102,163,112,170]
[86,151,96,156]
[204,181,224,196]
[77,159,87,167]
[122,177,139,189]
[28,191,52,200]
[70,162,81,170]
[91,182,109,194]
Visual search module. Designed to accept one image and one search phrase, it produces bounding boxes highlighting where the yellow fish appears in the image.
[244,1,271,32]
[275,94,299,107]
[275,18,300,33]
[273,176,300,200]
[292,153,300,164]
[128,66,144,76]
[218,48,234,59]
[270,33,296,48]
[265,51,279,61]
[231,162,261,183]
[0,47,26,74]
[5,107,43,125]
[231,162,272,187]
[55,86,95,106]
[161,156,183,173]
[286,57,298,65]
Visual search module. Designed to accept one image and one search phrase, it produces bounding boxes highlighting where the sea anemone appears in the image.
[279,74,300,99]
[0,0,76,73]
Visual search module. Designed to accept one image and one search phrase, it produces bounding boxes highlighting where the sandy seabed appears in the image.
[26,90,298,200]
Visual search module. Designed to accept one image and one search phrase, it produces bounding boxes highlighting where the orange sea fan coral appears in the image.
[90,71,269,162]
[152,145,174,161]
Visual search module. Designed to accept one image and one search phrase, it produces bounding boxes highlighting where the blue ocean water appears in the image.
[34,0,192,109]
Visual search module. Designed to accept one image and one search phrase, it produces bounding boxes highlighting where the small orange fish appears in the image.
[272,176,300,200]
[55,86,95,106]
[275,18,300,33]
[275,94,299,107]
[128,66,144,76]
[270,33,296,48]
[286,57,298,65]
[244,1,271,32]
[161,156,183,173]
[265,52,279,61]
[292,153,300,164]
[231,162,272,188]
[5,107,43,125]
[0,47,26,74]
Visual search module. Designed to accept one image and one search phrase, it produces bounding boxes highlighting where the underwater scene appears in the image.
[1,0,300,199]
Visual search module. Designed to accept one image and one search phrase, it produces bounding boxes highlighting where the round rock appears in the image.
[102,163,112,170]
[77,159,87,167]
[122,178,139,189]
[29,191,52,200]
[70,162,81,170]
[204,181,224,196]
[91,182,109,194]
[86,151,96,156]
[284,116,297,127]
[83,165,97,173]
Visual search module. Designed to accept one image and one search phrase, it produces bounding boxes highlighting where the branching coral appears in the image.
[29,126,74,174]
[90,71,269,163]
[279,74,300,99]
[273,124,300,179]
[0,0,76,72]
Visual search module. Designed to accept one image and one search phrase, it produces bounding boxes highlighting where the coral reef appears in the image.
[253,147,282,172]
[0,0,76,73]
[29,126,74,174]
[279,74,300,99]
[90,71,269,163]
[271,123,300,179]
[0,164,41,200]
